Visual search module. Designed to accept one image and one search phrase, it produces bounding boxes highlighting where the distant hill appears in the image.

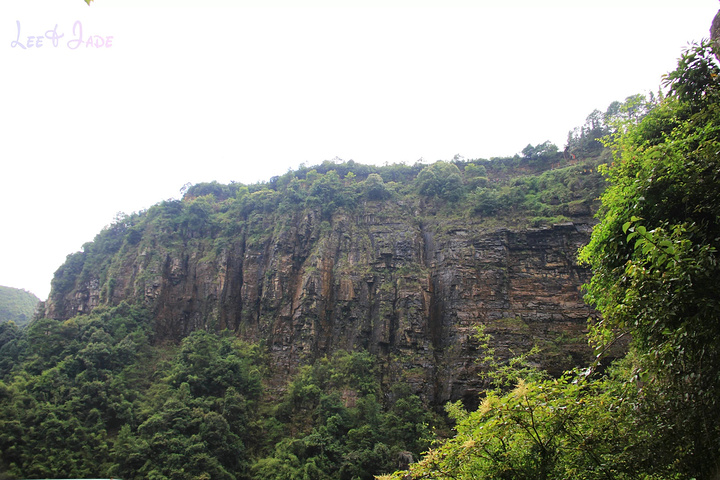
[0,286,40,327]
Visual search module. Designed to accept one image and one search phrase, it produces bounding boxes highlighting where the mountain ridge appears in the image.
[40,151,609,405]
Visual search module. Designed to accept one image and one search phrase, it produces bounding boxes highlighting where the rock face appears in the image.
[45,200,599,407]
[712,9,720,62]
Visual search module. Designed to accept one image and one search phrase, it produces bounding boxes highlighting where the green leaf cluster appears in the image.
[383,332,690,480]
[382,329,640,480]
[0,302,153,478]
[578,39,720,478]
[114,330,263,480]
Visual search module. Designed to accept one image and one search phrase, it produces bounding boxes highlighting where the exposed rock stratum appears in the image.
[44,194,599,407]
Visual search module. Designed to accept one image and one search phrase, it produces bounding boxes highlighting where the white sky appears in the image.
[1,0,717,300]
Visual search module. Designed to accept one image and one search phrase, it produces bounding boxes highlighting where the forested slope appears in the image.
[42,135,617,405]
[0,286,39,328]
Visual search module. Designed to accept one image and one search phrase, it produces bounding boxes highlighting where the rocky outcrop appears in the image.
[712,9,720,61]
[45,200,599,407]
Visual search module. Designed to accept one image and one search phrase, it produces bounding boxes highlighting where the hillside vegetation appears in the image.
[0,286,39,328]
[52,142,608,310]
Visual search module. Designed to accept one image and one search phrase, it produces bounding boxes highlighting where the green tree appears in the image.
[415,161,463,201]
[521,141,559,166]
[0,303,152,478]
[305,170,356,218]
[382,330,643,480]
[579,39,720,478]
[256,351,435,480]
[362,173,391,201]
[114,330,263,480]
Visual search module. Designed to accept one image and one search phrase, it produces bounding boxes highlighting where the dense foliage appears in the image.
[579,39,720,478]
[0,303,153,478]
[0,303,437,479]
[383,333,649,480]
[253,351,438,480]
[0,286,39,328]
[0,302,267,479]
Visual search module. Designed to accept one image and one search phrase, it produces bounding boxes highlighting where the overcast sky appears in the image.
[1,0,717,300]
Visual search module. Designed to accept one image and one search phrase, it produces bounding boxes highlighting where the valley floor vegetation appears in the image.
[0,304,440,480]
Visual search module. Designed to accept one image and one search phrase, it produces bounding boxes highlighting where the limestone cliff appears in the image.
[43,158,605,406]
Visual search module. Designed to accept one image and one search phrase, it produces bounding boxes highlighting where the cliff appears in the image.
[43,157,605,406]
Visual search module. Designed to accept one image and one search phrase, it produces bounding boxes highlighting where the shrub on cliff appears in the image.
[416,161,464,201]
